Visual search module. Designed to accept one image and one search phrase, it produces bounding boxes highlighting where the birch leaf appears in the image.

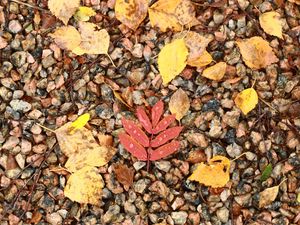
[49,26,81,51]
[69,113,90,134]
[169,88,190,120]
[74,6,96,22]
[202,62,227,81]
[234,88,258,115]
[158,39,188,85]
[187,50,213,68]
[48,0,80,25]
[259,185,279,208]
[259,11,283,39]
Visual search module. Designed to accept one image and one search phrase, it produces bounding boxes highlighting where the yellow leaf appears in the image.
[259,11,283,39]
[234,88,258,115]
[115,0,148,30]
[72,22,110,55]
[113,90,131,108]
[259,185,279,208]
[69,113,90,134]
[48,0,80,25]
[202,62,227,81]
[64,166,104,204]
[187,50,213,68]
[49,26,81,51]
[55,122,116,172]
[188,155,230,188]
[174,0,198,26]
[236,36,278,69]
[74,6,96,22]
[158,39,188,85]
[169,88,190,120]
[148,0,182,32]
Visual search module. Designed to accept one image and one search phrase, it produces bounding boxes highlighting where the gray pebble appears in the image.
[42,55,56,68]
[133,179,150,194]
[11,51,27,67]
[154,161,171,172]
[10,99,32,112]
[171,211,188,225]
[216,207,229,223]
[8,20,22,33]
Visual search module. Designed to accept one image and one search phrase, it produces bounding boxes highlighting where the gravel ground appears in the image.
[0,0,300,224]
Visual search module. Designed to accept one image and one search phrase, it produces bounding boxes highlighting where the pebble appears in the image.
[133,179,150,194]
[10,99,32,112]
[124,201,137,215]
[222,110,240,128]
[2,136,19,150]
[187,133,208,148]
[21,139,32,154]
[8,20,22,33]
[133,161,146,171]
[46,212,62,225]
[15,153,25,169]
[226,143,243,158]
[42,55,56,68]
[95,104,114,119]
[216,207,229,223]
[154,161,171,172]
[102,205,121,224]
[132,44,143,58]
[171,211,188,225]
[1,77,17,90]
[10,51,27,67]
[237,0,249,10]
[209,119,222,138]
[149,181,170,198]
[234,193,252,206]
[171,197,185,210]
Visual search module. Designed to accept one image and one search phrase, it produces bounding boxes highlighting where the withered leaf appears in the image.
[114,163,134,190]
[169,88,190,120]
[48,0,80,25]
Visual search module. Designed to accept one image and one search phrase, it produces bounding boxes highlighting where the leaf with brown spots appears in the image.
[114,163,135,190]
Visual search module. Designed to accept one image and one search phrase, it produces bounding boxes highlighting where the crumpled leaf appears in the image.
[55,122,116,172]
[259,11,283,39]
[49,26,81,51]
[69,113,90,134]
[72,22,110,55]
[234,88,258,115]
[64,166,104,204]
[48,0,80,25]
[188,155,230,188]
[236,36,279,69]
[259,185,279,208]
[158,39,188,85]
[115,0,148,30]
[202,62,227,81]
[114,163,134,190]
[187,50,213,68]
[260,164,273,182]
[169,88,190,120]
[74,6,96,22]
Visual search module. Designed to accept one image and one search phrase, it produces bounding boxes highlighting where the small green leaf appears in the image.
[260,164,272,182]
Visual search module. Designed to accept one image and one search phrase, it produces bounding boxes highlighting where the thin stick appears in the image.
[106,53,116,67]
[231,152,247,162]
[36,123,55,133]
[278,178,287,187]
[10,0,49,12]
[259,97,279,112]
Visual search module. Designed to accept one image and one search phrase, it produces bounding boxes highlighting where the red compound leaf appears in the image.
[152,114,176,134]
[136,107,152,134]
[119,133,147,161]
[121,118,149,147]
[151,100,164,127]
[149,141,180,161]
[150,126,183,148]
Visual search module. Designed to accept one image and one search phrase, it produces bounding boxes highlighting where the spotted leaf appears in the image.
[150,141,180,161]
[121,118,149,147]
[136,107,152,134]
[119,133,147,160]
[151,126,183,148]
[152,114,176,134]
[151,100,164,127]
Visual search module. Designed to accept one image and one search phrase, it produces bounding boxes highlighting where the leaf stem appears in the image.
[231,152,247,162]
[106,53,116,67]
[36,123,55,133]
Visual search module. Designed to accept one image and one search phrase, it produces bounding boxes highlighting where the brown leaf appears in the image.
[259,185,279,208]
[169,88,190,120]
[202,62,227,81]
[114,164,134,190]
[29,211,43,224]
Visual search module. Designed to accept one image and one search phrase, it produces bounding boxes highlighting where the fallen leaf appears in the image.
[158,39,188,85]
[236,36,279,69]
[64,166,104,204]
[48,0,80,25]
[114,163,134,189]
[259,11,283,39]
[202,62,227,81]
[259,185,279,208]
[72,22,110,55]
[29,211,43,224]
[113,90,131,108]
[260,164,272,182]
[234,88,258,115]
[188,155,230,188]
[115,0,148,30]
[49,26,81,51]
[169,88,190,120]
[55,122,116,172]
[187,50,213,67]
[69,113,90,134]
[174,0,198,26]
[74,6,96,22]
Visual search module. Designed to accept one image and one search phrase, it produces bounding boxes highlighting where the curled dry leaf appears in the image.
[158,39,188,85]
[259,11,283,39]
[188,155,230,188]
[114,163,134,190]
[115,0,148,30]
[187,50,213,68]
[64,166,104,205]
[169,88,190,120]
[74,6,96,22]
[259,185,279,208]
[72,22,110,55]
[48,0,80,25]
[49,26,81,51]
[234,88,258,115]
[202,62,227,81]
[236,36,278,69]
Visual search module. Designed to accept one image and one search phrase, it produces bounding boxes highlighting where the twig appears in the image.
[9,0,49,12]
[36,123,55,133]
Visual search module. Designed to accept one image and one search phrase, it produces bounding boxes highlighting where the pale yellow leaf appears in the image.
[188,155,230,188]
[259,11,283,39]
[115,0,148,30]
[64,166,104,204]
[72,22,110,55]
[69,113,90,134]
[169,88,190,120]
[234,88,258,115]
[48,0,80,25]
[158,39,188,85]
[49,26,81,51]
[74,6,96,22]
[187,50,213,68]
[236,36,278,69]
[202,62,227,81]
[259,185,279,208]
[174,0,198,26]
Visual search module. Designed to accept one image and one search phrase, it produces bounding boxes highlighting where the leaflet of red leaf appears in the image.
[150,126,183,148]
[136,107,152,134]
[150,141,180,161]
[152,114,176,134]
[121,118,149,147]
[118,133,147,160]
[151,100,164,127]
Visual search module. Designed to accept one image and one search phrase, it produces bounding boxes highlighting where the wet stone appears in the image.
[102,205,121,224]
[154,161,171,172]
[202,99,220,112]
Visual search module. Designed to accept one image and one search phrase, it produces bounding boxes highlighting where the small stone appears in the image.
[0,36,8,49]
[226,143,243,158]
[10,99,32,112]
[222,110,240,128]
[2,136,19,150]
[132,44,143,58]
[216,207,229,223]
[132,90,143,105]
[8,20,22,33]
[133,179,150,194]
[30,124,42,135]
[42,55,56,68]
[149,181,169,198]
[15,153,25,169]
[10,51,27,67]
[127,69,145,84]
[1,77,17,90]
[46,212,62,225]
[209,119,222,138]
[102,205,121,224]
[133,161,146,171]
[187,133,208,148]
[154,161,171,172]
[171,197,185,210]
[213,12,224,24]
[6,168,21,179]
[234,193,252,206]
[124,201,137,215]
[188,212,200,225]
[32,144,47,154]
[95,104,114,119]
[237,0,249,10]
[13,90,24,99]
[21,139,32,154]
[171,211,188,225]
